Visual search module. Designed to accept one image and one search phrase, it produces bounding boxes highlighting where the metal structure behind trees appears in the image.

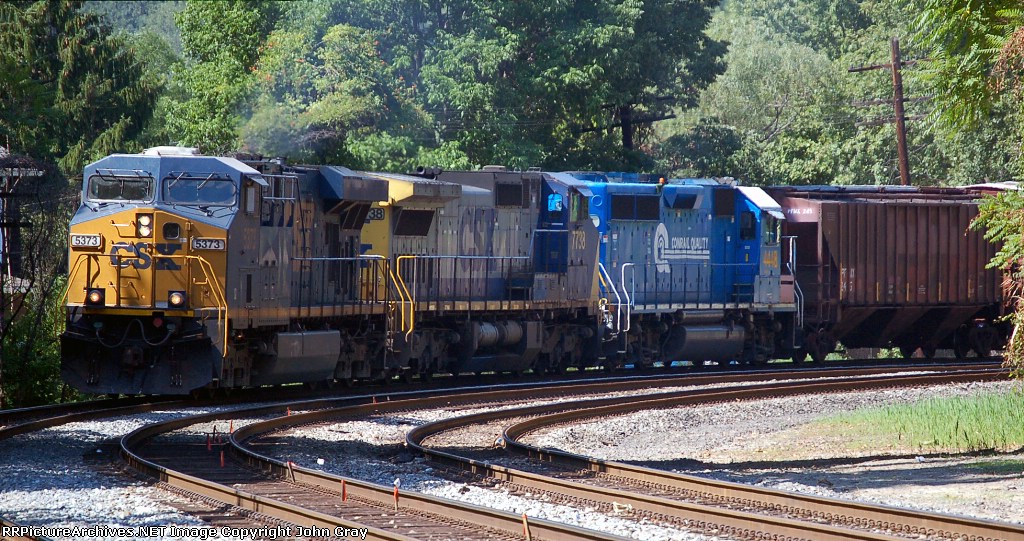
[0,149,44,408]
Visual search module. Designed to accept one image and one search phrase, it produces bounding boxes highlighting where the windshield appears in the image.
[87,172,154,202]
[162,173,237,206]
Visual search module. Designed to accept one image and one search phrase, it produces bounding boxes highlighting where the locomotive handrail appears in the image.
[62,251,230,356]
[290,254,392,303]
[186,254,229,357]
[60,253,100,305]
[620,262,634,332]
[394,255,417,338]
[395,254,533,338]
[597,262,622,334]
[782,235,804,329]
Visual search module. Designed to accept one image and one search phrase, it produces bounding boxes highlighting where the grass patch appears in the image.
[815,389,1024,454]
[963,459,1024,475]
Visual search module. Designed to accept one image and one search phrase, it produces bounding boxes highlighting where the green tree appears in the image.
[0,155,75,408]
[422,0,726,170]
[83,1,185,52]
[166,0,277,153]
[725,0,870,59]
[0,0,159,174]
[657,118,741,177]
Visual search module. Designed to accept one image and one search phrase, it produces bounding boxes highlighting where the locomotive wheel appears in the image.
[804,332,832,363]
[791,349,808,364]
[921,346,937,360]
[899,346,917,359]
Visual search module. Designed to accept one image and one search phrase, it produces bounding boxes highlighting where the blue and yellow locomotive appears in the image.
[61,151,608,394]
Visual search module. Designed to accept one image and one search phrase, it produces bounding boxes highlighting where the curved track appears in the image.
[0,362,1012,540]
[403,368,1021,541]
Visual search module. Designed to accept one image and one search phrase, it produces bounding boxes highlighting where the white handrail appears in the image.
[620,263,634,333]
[597,262,623,334]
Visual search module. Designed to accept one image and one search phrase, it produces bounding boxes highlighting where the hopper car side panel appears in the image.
[770,186,1005,361]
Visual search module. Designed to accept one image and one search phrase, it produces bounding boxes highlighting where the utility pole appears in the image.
[849,38,921,186]
[890,39,910,186]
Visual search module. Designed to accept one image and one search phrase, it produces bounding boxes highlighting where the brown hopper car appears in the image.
[766,186,1006,362]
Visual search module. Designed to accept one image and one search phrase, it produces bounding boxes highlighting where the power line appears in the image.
[848,37,919,186]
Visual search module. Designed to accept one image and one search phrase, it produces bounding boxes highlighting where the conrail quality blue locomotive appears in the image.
[60,149,1001,395]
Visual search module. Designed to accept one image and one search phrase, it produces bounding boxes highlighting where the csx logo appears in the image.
[109,242,183,270]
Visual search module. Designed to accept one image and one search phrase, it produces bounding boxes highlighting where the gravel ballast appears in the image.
[4,376,1021,540]
[528,379,1024,525]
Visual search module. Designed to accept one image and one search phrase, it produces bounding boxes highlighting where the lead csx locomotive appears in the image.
[60,148,1004,395]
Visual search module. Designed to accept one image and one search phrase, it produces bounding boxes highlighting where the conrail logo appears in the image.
[108,242,183,270]
[654,223,710,273]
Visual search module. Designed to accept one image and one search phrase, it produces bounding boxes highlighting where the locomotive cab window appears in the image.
[762,215,779,244]
[245,184,258,214]
[568,192,589,222]
[546,193,564,222]
[87,172,154,202]
[740,211,756,241]
[163,173,237,206]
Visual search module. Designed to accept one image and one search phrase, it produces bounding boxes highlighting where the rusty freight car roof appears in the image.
[766,185,985,203]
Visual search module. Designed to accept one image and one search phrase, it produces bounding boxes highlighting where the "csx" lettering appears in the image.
[108,242,183,270]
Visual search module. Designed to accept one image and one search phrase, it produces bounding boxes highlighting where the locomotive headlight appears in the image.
[136,213,153,237]
[168,290,187,308]
[85,288,105,306]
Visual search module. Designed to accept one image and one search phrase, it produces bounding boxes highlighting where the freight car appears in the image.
[766,185,1007,362]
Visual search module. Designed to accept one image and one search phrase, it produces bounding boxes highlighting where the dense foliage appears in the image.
[0,1,156,406]
[0,1,160,175]
[163,0,727,171]
[2,0,1023,405]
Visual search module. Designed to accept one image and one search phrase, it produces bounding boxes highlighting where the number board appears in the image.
[191,237,226,251]
[70,234,102,249]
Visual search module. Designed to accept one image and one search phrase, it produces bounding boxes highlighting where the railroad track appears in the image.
[404,368,1023,541]
[0,362,1010,540]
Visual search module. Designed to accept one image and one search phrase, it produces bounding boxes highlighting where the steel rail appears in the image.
[120,406,419,541]
[230,426,623,540]
[403,369,1015,541]
[121,402,626,540]
[500,374,1024,541]
[1,363,1005,541]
